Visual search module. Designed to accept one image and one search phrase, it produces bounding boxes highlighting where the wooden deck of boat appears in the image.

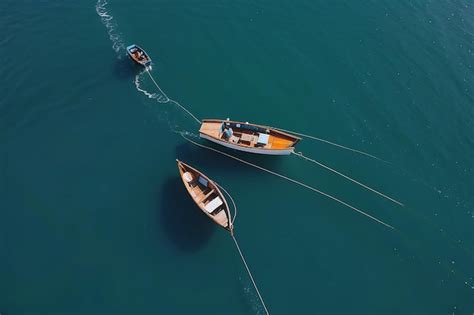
[268,135,294,149]
[200,120,295,149]
[189,183,208,202]
[184,167,229,227]
[212,210,228,226]
[190,184,228,227]
[199,121,222,138]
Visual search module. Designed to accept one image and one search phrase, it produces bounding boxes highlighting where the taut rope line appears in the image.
[180,133,394,230]
[145,68,391,172]
[145,69,201,124]
[274,127,388,163]
[215,182,268,314]
[293,151,404,206]
[232,234,270,315]
[144,68,170,102]
[144,68,388,166]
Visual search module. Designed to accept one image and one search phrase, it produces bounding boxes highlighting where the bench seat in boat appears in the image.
[204,196,223,213]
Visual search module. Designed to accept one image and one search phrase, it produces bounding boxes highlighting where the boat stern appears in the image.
[144,60,152,70]
[199,120,224,139]
[126,44,137,52]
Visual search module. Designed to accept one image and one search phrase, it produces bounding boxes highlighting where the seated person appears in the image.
[222,127,233,139]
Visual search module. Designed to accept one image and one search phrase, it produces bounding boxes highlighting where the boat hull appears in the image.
[200,133,294,155]
[176,160,233,233]
[126,44,152,68]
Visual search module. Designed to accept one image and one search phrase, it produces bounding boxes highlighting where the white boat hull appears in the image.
[200,134,294,155]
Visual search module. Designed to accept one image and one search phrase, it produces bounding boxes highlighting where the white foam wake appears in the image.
[95,0,125,53]
[95,0,200,126]
[134,71,170,103]
[95,0,171,105]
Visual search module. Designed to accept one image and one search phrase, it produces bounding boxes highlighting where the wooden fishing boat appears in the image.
[126,44,152,69]
[177,159,233,233]
[199,119,301,155]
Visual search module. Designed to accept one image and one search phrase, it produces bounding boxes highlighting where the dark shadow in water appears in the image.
[112,57,142,81]
[159,176,215,252]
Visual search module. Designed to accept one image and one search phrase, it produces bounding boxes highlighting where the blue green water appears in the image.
[1,0,473,314]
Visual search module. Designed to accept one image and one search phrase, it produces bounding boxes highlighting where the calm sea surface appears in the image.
[1,0,473,314]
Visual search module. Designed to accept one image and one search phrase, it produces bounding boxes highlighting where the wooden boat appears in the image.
[126,44,152,69]
[199,119,301,155]
[177,160,233,234]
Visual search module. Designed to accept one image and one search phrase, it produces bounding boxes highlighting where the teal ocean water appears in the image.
[1,0,473,314]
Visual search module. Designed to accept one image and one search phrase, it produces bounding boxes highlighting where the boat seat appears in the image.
[198,176,208,187]
[197,189,215,204]
[240,133,253,142]
[257,133,270,145]
[204,196,223,213]
[182,172,194,183]
[229,135,240,144]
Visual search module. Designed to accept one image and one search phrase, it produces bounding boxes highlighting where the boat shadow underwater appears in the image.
[158,176,215,252]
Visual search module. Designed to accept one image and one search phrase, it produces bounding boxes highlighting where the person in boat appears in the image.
[222,127,233,139]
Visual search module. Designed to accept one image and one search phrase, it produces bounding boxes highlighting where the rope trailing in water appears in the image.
[145,69,201,124]
[215,179,267,313]
[144,69,390,176]
[232,234,270,315]
[143,66,386,165]
[273,127,388,163]
[144,68,169,101]
[178,136,268,313]
[292,151,404,206]
[215,181,238,225]
[180,133,394,230]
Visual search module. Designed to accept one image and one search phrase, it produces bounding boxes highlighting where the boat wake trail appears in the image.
[143,69,201,124]
[95,0,169,103]
[95,0,125,54]
[134,69,201,132]
[95,0,199,128]
[134,71,170,103]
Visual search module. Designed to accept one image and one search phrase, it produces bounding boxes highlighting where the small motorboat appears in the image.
[199,119,301,155]
[126,44,152,69]
[177,160,233,234]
